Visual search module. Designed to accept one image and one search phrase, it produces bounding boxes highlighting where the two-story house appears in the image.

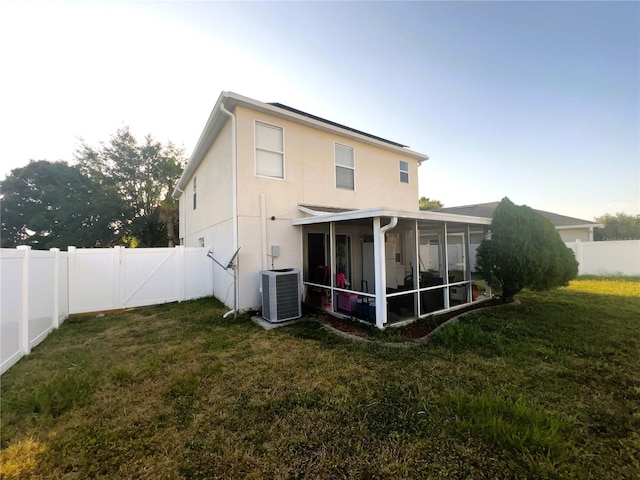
[173,92,491,328]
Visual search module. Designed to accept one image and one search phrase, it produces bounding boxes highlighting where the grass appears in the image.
[1,277,639,479]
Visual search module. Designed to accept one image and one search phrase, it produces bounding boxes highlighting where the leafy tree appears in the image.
[594,212,640,240]
[419,197,443,210]
[75,127,185,247]
[475,197,578,302]
[1,160,125,249]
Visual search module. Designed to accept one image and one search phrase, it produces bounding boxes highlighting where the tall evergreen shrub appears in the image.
[476,198,578,302]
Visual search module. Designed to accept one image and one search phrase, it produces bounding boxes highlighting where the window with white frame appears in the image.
[399,160,409,183]
[193,176,197,209]
[335,143,354,190]
[255,121,284,178]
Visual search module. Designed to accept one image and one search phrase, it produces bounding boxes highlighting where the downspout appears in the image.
[260,193,268,270]
[174,187,185,245]
[219,102,239,318]
[374,216,398,329]
[380,217,398,234]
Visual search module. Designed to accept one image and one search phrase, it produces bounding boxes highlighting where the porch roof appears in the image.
[293,206,492,226]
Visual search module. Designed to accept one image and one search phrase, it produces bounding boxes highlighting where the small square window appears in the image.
[399,161,409,183]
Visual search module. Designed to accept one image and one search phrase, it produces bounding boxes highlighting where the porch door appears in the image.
[446,233,466,281]
[335,234,351,282]
[308,233,326,283]
[362,242,375,293]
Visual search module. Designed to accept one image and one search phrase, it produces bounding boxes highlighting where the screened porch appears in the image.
[293,207,492,329]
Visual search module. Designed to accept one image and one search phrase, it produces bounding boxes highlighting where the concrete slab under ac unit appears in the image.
[251,316,302,330]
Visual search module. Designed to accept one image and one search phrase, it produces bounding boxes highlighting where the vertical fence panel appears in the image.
[1,246,212,375]
[70,248,119,313]
[28,249,57,349]
[58,251,69,324]
[184,247,214,300]
[1,249,26,374]
[122,247,179,308]
[17,246,30,354]
[51,248,60,329]
[566,240,640,276]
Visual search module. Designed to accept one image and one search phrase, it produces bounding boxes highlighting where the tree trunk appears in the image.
[166,218,175,247]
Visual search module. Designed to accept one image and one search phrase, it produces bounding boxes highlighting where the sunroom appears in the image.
[294,205,493,329]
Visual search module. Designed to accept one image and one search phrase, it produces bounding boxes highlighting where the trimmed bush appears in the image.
[476,197,578,302]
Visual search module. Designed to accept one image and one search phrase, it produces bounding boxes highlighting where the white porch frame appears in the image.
[294,207,491,329]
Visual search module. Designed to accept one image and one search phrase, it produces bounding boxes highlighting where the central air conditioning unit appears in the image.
[261,268,301,323]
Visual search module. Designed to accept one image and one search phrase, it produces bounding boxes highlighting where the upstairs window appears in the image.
[255,121,284,178]
[193,176,197,209]
[399,160,409,183]
[335,143,354,190]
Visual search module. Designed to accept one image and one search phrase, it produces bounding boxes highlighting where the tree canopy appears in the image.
[475,197,578,302]
[1,127,186,249]
[1,160,125,249]
[594,212,640,241]
[419,197,443,210]
[74,126,185,247]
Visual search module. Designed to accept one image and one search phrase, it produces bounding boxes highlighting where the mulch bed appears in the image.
[321,298,504,342]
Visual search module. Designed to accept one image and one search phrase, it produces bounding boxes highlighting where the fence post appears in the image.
[177,245,185,301]
[16,245,31,355]
[574,240,583,275]
[67,246,76,314]
[50,248,60,329]
[116,246,125,309]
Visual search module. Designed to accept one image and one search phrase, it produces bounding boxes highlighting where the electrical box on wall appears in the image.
[271,245,280,257]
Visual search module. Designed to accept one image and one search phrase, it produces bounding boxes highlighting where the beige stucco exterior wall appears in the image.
[178,120,237,307]
[231,106,422,309]
[180,105,424,310]
[234,106,420,217]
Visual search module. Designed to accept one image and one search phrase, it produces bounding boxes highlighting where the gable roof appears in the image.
[268,103,407,148]
[434,202,601,228]
[173,92,429,198]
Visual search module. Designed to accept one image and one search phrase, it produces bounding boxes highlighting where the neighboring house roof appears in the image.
[434,202,601,229]
[173,92,429,198]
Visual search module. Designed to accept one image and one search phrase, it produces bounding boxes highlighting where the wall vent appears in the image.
[261,269,301,323]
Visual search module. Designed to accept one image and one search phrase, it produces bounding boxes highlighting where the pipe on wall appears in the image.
[373,216,398,328]
[260,193,267,271]
[219,102,239,316]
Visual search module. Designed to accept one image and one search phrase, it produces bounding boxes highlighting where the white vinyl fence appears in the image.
[1,246,211,374]
[565,240,640,276]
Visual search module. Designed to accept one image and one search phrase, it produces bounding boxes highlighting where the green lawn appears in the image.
[1,277,639,479]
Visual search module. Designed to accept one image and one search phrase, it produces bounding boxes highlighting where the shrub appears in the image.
[476,197,578,302]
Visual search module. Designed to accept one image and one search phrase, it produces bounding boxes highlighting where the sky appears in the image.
[1,0,638,221]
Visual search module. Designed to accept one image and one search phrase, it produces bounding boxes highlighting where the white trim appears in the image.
[292,207,492,226]
[298,205,327,216]
[254,120,285,180]
[555,224,603,230]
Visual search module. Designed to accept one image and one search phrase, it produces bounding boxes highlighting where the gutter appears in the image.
[380,216,398,234]
[219,102,240,318]
[373,216,398,329]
